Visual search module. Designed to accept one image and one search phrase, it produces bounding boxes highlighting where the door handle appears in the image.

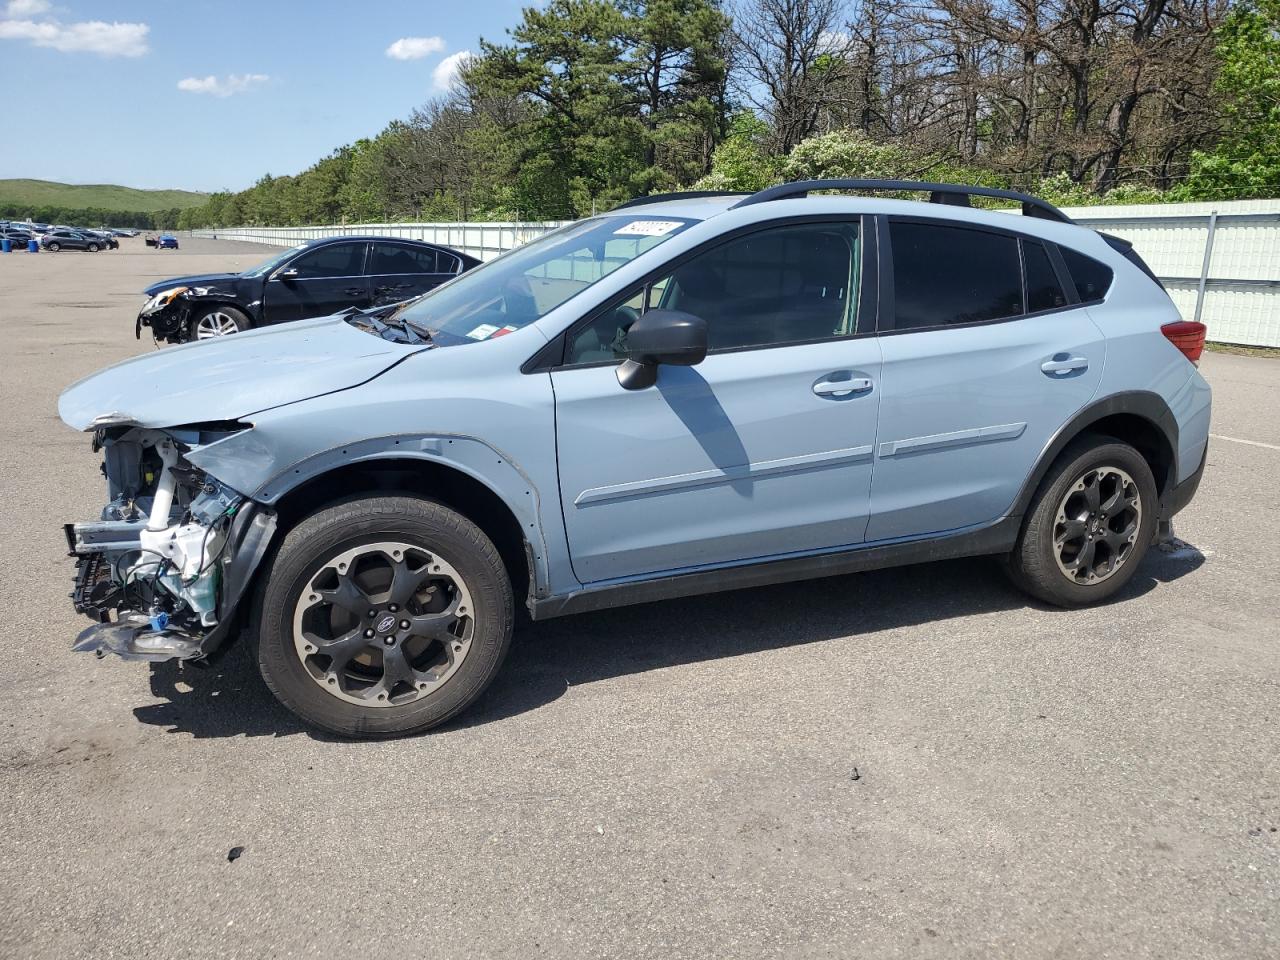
[343,286,365,297]
[1041,354,1089,376]
[813,376,873,398]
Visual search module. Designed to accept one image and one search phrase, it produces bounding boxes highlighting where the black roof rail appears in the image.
[613,190,752,211]
[731,179,1073,224]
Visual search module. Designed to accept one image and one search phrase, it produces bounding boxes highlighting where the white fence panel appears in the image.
[194,199,1280,346]
[192,222,567,261]
[1064,199,1280,347]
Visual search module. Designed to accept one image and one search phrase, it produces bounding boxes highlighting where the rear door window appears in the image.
[369,243,440,275]
[1022,240,1068,313]
[889,221,1022,329]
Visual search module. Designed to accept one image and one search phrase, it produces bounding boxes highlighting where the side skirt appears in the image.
[529,516,1020,620]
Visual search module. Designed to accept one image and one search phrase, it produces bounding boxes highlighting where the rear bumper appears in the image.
[1165,440,1207,520]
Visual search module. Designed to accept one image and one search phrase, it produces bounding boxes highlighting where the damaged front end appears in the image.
[67,420,276,662]
[135,286,202,343]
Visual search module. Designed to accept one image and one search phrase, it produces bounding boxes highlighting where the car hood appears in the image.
[142,272,243,296]
[59,315,422,431]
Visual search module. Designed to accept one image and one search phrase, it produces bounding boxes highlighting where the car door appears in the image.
[263,241,371,324]
[551,218,882,584]
[865,217,1106,542]
[367,242,456,306]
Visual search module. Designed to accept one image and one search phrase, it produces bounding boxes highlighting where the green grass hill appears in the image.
[0,179,209,213]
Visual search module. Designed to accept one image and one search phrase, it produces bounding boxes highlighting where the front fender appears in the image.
[184,293,261,323]
[186,433,554,599]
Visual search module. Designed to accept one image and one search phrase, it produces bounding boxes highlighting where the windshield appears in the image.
[395,215,694,344]
[240,244,306,278]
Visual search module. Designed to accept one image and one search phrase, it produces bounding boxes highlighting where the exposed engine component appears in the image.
[66,426,245,660]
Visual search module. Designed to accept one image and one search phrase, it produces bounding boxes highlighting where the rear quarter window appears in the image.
[1060,247,1114,302]
[1022,240,1068,312]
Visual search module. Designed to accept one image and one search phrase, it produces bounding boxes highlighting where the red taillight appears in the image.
[1161,320,1206,364]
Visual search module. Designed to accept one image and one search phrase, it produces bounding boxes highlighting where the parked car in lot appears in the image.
[41,229,105,252]
[136,234,480,342]
[80,228,119,250]
[2,227,33,246]
[60,179,1211,738]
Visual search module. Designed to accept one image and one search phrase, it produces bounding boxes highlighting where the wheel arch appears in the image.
[1012,391,1178,520]
[184,296,257,326]
[255,440,552,612]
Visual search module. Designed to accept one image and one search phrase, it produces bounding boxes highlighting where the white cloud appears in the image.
[385,36,445,61]
[0,16,149,56]
[5,0,51,16]
[817,30,852,55]
[177,73,270,97]
[432,50,472,91]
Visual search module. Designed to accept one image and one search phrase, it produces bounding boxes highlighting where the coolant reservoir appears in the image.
[140,522,220,581]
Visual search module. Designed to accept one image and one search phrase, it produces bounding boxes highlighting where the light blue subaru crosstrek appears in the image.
[60,179,1212,738]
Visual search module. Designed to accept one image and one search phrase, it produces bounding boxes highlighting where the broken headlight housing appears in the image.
[139,286,190,317]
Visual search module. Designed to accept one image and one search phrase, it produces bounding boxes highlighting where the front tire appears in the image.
[1006,437,1158,607]
[256,496,514,738]
[191,304,251,340]
[87,243,99,252]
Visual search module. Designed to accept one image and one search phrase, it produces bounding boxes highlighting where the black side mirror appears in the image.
[616,309,708,390]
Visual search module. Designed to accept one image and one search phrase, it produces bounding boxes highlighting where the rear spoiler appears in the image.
[1100,232,1162,287]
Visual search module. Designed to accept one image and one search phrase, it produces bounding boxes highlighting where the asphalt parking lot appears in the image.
[0,236,1276,959]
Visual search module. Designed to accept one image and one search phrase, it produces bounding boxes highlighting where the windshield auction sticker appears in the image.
[614,220,683,237]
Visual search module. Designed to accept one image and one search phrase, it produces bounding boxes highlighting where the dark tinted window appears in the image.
[565,222,859,363]
[369,243,439,274]
[668,223,858,351]
[891,222,1022,329]
[1060,247,1113,302]
[290,242,365,278]
[1023,240,1067,312]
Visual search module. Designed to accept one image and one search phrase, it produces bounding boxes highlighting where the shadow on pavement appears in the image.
[133,542,1206,740]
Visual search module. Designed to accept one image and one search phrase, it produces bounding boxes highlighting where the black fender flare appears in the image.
[1009,390,1179,522]
[197,504,277,659]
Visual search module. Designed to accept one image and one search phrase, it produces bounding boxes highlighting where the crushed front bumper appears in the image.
[67,503,278,663]
[73,616,205,662]
[135,302,188,341]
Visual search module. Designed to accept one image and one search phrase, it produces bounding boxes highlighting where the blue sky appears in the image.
[0,0,531,192]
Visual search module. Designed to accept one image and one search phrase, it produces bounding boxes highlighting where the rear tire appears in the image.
[256,496,514,738]
[1005,437,1158,607]
[47,242,59,251]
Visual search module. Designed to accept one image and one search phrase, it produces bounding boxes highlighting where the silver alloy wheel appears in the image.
[1053,465,1142,584]
[194,310,242,339]
[291,541,474,707]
